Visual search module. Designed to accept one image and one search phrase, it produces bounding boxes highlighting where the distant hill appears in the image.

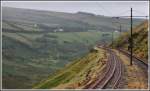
[2,7,144,32]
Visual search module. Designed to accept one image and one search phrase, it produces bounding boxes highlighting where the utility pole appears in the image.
[130,8,133,65]
[112,32,114,48]
[119,24,121,34]
[111,8,148,66]
[118,24,121,56]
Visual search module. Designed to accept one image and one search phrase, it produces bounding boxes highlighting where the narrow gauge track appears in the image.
[84,49,123,89]
[118,49,148,67]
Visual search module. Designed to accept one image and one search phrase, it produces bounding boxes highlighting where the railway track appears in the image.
[84,49,123,89]
[118,48,148,78]
[118,49,148,67]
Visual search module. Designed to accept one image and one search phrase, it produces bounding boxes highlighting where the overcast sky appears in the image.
[2,1,149,17]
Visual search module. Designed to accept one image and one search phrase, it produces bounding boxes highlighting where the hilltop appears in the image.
[2,7,144,32]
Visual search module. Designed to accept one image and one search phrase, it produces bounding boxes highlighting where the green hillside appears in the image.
[33,48,107,89]
[113,20,148,63]
[3,30,112,89]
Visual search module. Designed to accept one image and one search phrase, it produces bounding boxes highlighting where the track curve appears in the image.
[84,48,123,89]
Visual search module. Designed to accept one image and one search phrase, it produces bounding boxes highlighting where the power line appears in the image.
[112,15,148,18]
[111,8,148,66]
[132,10,148,16]
[95,2,133,31]
[113,10,130,16]
[96,2,114,16]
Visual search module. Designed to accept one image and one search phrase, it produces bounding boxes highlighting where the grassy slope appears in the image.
[33,48,107,89]
[2,8,114,88]
[113,20,148,62]
[3,30,111,89]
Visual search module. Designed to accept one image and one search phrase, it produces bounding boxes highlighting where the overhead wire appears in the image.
[132,10,148,15]
[94,3,147,31]
[95,2,115,16]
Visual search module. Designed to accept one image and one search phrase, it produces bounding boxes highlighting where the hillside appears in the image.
[33,48,107,89]
[2,7,144,32]
[113,20,148,63]
[3,31,112,89]
[2,7,146,89]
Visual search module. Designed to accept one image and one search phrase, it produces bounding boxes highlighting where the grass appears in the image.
[3,30,112,88]
[33,48,107,89]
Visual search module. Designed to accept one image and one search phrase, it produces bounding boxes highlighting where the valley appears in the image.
[2,6,148,89]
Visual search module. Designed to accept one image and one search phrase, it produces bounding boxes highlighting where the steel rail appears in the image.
[84,49,123,89]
